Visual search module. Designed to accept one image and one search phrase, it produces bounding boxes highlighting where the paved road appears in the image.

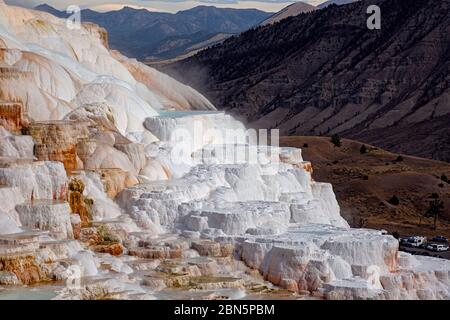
[399,244,450,260]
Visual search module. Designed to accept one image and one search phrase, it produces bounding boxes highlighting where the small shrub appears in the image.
[395,155,404,162]
[363,175,369,180]
[360,144,367,154]
[441,174,449,183]
[426,199,444,230]
[97,225,119,243]
[303,143,309,148]
[438,183,444,188]
[392,231,400,239]
[430,193,440,199]
[330,134,341,147]
[69,178,85,193]
[388,195,400,206]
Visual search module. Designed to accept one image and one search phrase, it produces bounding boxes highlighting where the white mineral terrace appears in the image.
[2,111,449,299]
[0,1,450,300]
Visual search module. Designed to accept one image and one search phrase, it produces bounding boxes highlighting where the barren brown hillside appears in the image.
[165,0,450,162]
[281,136,450,238]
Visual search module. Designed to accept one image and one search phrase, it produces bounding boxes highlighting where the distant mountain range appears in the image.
[35,4,272,60]
[162,0,450,162]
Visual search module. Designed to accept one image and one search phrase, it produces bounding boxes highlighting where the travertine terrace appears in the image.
[0,0,450,300]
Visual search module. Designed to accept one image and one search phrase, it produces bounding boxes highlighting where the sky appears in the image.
[5,0,328,13]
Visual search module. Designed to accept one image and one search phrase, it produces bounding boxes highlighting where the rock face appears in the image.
[0,255,42,284]
[26,121,90,172]
[164,0,450,162]
[0,100,24,132]
[0,233,43,284]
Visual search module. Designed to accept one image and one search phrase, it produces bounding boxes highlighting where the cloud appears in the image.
[5,0,326,13]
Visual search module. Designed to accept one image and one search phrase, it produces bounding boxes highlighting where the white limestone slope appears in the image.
[0,126,34,158]
[116,111,450,299]
[0,0,449,300]
[0,161,67,200]
[0,1,215,137]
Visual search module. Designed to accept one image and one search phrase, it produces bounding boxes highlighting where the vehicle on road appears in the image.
[407,236,427,248]
[432,236,448,243]
[426,244,449,252]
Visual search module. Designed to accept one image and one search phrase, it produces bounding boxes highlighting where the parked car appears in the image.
[432,236,448,243]
[399,238,409,245]
[426,243,449,252]
[407,236,426,248]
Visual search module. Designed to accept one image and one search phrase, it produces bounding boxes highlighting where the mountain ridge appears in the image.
[34,4,272,60]
[162,0,450,162]
[260,1,316,26]
[318,0,360,9]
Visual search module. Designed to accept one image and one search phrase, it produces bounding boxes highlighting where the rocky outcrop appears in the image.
[25,121,89,172]
[68,178,92,227]
[83,22,109,50]
[64,104,145,190]
[0,233,43,284]
[191,240,234,258]
[0,100,25,132]
[0,254,42,284]
[0,65,29,132]
[96,168,136,199]
[91,242,123,256]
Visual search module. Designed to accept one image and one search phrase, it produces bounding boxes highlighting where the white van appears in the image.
[426,244,449,252]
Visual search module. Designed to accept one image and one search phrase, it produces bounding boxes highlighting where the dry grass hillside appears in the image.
[281,136,450,238]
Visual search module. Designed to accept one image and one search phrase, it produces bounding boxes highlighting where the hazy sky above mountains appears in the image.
[5,0,326,13]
